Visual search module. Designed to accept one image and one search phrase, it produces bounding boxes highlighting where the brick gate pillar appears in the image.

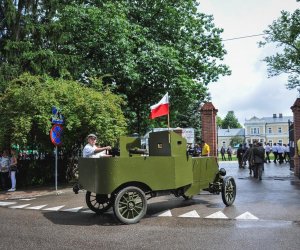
[291,98,300,178]
[200,102,218,157]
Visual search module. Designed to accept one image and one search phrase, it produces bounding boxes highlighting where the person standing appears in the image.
[284,143,291,163]
[0,150,10,191]
[250,142,265,180]
[272,143,278,164]
[277,143,284,164]
[227,146,232,161]
[237,144,244,168]
[82,134,112,158]
[8,149,18,192]
[264,143,271,163]
[201,140,210,157]
[220,146,226,161]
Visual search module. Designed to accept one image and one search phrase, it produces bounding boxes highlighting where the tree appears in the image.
[221,111,242,129]
[0,73,127,154]
[230,136,244,148]
[0,1,231,135]
[259,7,300,90]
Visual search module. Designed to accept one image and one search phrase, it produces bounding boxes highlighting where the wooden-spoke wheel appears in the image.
[86,191,112,214]
[221,176,236,206]
[113,186,147,224]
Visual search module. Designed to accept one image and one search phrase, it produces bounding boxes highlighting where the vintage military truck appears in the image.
[75,130,236,224]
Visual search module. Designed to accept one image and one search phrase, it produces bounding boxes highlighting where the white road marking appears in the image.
[155,210,172,217]
[62,207,83,212]
[81,209,94,213]
[235,212,259,220]
[25,204,48,210]
[178,210,200,218]
[205,211,228,219]
[19,198,36,201]
[10,204,31,209]
[0,201,17,206]
[43,205,65,211]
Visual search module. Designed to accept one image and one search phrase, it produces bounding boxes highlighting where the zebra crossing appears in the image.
[0,200,259,220]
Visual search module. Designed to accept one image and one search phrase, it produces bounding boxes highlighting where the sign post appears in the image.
[50,106,64,194]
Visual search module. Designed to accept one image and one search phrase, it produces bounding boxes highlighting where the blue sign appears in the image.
[51,106,64,125]
[50,124,63,146]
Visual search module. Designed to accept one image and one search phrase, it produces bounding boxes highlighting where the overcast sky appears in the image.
[199,0,299,125]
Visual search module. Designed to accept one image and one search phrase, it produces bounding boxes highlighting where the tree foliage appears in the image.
[221,111,242,129]
[0,0,230,149]
[259,7,300,90]
[0,73,127,153]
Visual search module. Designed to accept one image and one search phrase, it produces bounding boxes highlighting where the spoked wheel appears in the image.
[86,191,112,214]
[221,176,236,206]
[113,186,147,224]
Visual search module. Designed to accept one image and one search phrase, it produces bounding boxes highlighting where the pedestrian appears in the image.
[250,142,265,180]
[284,143,291,163]
[8,149,18,192]
[243,144,254,175]
[220,146,226,161]
[227,146,232,161]
[201,140,210,157]
[193,144,201,157]
[277,143,284,164]
[272,143,278,164]
[264,143,271,163]
[0,149,10,191]
[242,143,248,167]
[237,144,244,168]
[82,134,112,158]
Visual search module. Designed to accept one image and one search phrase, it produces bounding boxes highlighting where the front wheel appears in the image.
[86,191,112,214]
[113,186,147,224]
[221,176,236,206]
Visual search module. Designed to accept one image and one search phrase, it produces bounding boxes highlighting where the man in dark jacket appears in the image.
[250,141,265,180]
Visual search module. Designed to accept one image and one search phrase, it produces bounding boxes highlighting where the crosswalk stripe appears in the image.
[43,205,65,211]
[25,204,48,210]
[155,210,172,217]
[235,211,259,220]
[205,211,228,219]
[178,210,200,218]
[10,204,31,209]
[62,207,83,212]
[0,201,17,206]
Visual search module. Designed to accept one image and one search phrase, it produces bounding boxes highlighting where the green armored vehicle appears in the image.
[75,131,236,224]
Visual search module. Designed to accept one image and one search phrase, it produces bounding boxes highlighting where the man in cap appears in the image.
[82,134,112,158]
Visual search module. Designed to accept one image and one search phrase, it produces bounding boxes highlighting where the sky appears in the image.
[199,0,299,125]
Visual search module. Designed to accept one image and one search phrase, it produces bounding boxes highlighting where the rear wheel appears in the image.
[86,191,112,214]
[221,176,236,206]
[113,186,147,224]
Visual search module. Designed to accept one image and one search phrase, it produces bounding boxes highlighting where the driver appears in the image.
[82,134,112,158]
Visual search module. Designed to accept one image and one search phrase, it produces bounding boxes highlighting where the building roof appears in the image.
[244,115,293,125]
[218,128,245,137]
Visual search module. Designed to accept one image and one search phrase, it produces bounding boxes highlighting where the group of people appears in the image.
[0,149,18,192]
[187,140,210,157]
[220,146,233,161]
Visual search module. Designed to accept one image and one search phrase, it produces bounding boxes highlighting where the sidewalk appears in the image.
[0,184,73,201]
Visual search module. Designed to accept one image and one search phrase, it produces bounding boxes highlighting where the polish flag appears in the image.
[149,93,169,119]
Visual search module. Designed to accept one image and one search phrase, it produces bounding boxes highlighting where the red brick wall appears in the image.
[200,102,218,157]
[291,98,300,178]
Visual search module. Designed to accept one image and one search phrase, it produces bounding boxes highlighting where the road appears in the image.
[0,162,300,249]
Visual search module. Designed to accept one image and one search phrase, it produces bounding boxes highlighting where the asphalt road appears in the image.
[0,161,300,249]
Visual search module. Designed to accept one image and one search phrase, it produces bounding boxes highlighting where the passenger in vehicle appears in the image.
[82,134,112,158]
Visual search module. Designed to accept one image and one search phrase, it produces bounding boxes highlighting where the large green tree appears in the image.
[0,0,230,136]
[0,73,127,154]
[259,4,300,90]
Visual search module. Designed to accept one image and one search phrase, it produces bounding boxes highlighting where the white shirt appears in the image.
[82,144,107,158]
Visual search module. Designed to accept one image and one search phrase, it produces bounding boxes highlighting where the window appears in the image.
[250,127,260,135]
[278,127,282,133]
[278,139,283,145]
[268,127,272,134]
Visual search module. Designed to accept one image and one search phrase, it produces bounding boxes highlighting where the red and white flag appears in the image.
[149,93,169,119]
